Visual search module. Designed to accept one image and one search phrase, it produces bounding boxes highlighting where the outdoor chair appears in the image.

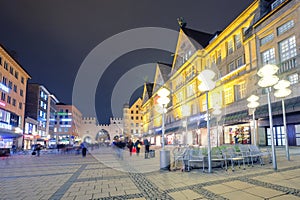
[248,145,272,166]
[221,147,245,171]
[187,148,205,172]
[173,146,188,171]
[211,148,226,169]
[238,144,252,166]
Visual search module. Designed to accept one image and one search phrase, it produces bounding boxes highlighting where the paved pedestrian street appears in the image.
[1,147,300,200]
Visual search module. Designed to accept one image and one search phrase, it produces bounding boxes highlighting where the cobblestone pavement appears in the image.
[0,147,300,200]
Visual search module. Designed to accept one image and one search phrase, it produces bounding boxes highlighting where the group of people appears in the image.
[113,138,151,159]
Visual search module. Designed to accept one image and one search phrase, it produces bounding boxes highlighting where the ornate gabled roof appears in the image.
[152,62,172,94]
[181,27,214,49]
[142,82,154,104]
[157,62,172,83]
[146,83,154,97]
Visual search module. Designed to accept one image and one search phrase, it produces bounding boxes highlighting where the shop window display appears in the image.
[224,125,250,144]
[233,126,250,144]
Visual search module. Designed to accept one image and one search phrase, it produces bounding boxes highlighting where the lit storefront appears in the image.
[0,108,23,150]
[223,125,251,145]
[24,117,38,149]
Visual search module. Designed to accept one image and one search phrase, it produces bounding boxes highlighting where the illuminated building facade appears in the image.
[142,0,300,147]
[123,98,143,139]
[25,84,59,147]
[54,103,82,144]
[0,44,30,149]
[80,117,123,144]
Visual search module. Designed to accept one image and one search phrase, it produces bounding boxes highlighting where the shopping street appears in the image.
[0,146,300,200]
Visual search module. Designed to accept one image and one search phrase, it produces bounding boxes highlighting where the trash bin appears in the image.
[149,150,155,158]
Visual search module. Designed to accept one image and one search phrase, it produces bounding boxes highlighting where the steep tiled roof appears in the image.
[157,62,172,83]
[146,83,154,98]
[181,27,214,49]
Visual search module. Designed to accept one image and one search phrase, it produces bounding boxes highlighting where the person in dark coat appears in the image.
[116,138,126,159]
[135,139,141,156]
[143,138,150,159]
[127,139,134,156]
[80,142,87,157]
[36,144,41,157]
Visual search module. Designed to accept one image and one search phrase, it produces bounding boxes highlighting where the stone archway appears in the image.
[95,129,110,143]
[83,136,92,144]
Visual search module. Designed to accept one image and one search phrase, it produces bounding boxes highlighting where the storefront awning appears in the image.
[256,96,300,118]
[220,110,249,125]
[0,131,23,139]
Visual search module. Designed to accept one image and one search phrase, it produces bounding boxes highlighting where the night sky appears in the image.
[0,0,253,124]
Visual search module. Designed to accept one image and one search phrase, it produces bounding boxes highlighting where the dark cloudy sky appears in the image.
[0,0,253,124]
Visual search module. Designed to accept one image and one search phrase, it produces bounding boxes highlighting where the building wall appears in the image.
[25,84,51,139]
[123,98,143,138]
[0,45,30,131]
[55,104,82,140]
[80,117,123,143]
[141,0,300,146]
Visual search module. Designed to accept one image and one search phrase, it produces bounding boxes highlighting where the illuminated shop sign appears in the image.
[0,83,10,93]
[0,102,5,107]
[189,114,206,122]
[61,118,72,122]
[60,125,71,127]
[57,112,72,116]
[0,122,12,130]
[155,128,162,132]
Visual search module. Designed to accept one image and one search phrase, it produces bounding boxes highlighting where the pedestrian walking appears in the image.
[135,139,141,156]
[127,139,134,156]
[115,137,126,159]
[143,138,150,159]
[80,142,87,157]
[36,144,41,157]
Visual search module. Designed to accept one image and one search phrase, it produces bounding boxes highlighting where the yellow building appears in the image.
[142,0,300,147]
[123,98,143,139]
[0,44,31,149]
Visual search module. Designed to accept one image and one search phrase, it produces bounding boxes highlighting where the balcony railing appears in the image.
[278,57,297,74]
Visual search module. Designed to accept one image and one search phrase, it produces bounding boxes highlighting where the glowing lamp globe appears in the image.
[274,80,291,90]
[157,88,170,97]
[247,101,260,109]
[197,69,216,92]
[157,96,170,106]
[258,75,279,88]
[247,95,259,102]
[274,88,292,98]
[257,64,279,77]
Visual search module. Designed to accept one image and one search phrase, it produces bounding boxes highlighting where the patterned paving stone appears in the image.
[1,147,300,200]
[168,189,204,200]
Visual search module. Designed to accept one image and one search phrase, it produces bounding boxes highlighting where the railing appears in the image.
[278,57,297,74]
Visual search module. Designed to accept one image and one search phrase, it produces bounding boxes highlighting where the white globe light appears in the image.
[258,75,279,87]
[247,95,259,102]
[198,81,216,92]
[197,69,216,92]
[274,88,292,98]
[157,96,170,105]
[247,101,260,109]
[274,80,291,90]
[257,64,279,77]
[157,87,170,97]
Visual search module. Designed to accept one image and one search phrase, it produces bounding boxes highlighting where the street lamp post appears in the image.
[257,64,279,170]
[182,105,190,145]
[274,80,292,161]
[247,95,260,146]
[198,69,216,173]
[157,87,170,170]
[212,105,222,147]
